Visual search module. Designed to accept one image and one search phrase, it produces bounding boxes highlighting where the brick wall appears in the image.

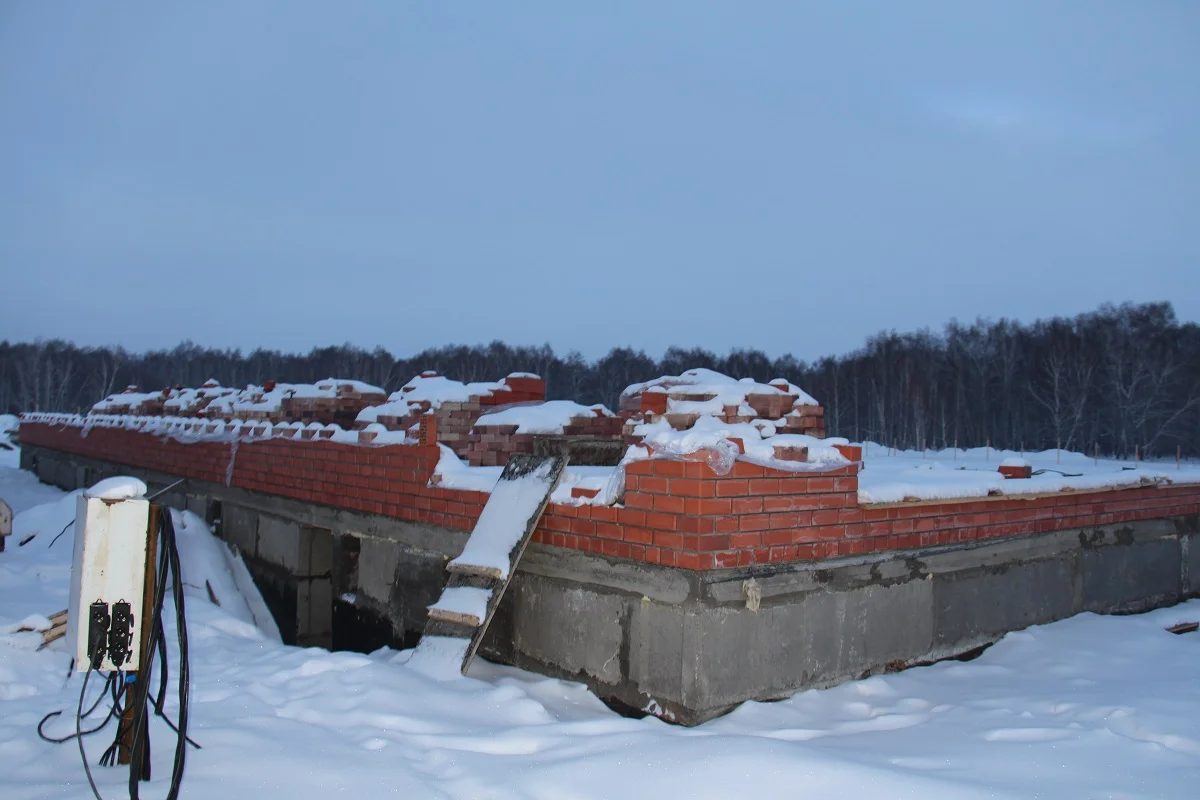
[19,421,1200,571]
[466,413,624,467]
[368,374,548,458]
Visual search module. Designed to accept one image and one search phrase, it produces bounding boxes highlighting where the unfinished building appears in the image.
[19,368,1200,724]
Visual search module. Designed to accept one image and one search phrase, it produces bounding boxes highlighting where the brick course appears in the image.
[19,420,1200,571]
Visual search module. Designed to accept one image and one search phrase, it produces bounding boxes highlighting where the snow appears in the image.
[400,635,471,680]
[0,414,17,470]
[431,445,503,492]
[196,378,384,417]
[162,384,238,414]
[83,475,147,500]
[167,507,279,640]
[357,373,515,424]
[621,368,820,408]
[474,400,615,434]
[548,465,622,506]
[448,459,561,579]
[857,445,1200,504]
[92,389,165,413]
[429,586,492,624]
[635,417,850,472]
[1,460,1199,798]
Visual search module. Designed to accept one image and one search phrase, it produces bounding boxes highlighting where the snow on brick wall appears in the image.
[18,420,1200,572]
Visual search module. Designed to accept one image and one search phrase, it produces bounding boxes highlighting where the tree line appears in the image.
[3,301,1198,458]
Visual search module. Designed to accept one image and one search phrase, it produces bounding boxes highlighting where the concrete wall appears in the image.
[22,443,1200,725]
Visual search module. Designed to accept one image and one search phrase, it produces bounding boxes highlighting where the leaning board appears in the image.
[418,454,566,675]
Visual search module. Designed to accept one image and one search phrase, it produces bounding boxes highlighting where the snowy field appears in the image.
[2,456,1199,798]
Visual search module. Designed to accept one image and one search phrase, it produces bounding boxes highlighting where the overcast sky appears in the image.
[2,1,1198,361]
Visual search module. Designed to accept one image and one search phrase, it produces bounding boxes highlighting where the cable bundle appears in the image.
[38,508,195,800]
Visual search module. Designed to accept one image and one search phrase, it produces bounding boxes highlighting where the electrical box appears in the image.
[0,498,11,551]
[67,495,150,672]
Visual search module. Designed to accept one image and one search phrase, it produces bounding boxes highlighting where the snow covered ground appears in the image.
[855,443,1200,504]
[2,459,1199,798]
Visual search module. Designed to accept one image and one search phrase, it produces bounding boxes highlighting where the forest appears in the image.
[3,302,1198,459]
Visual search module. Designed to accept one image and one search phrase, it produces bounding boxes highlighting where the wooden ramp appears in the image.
[416,454,566,675]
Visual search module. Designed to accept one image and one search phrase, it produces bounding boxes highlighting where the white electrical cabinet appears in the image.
[67,495,150,672]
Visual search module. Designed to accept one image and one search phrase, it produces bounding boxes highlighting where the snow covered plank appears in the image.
[427,585,492,627]
[416,453,565,677]
[448,455,565,580]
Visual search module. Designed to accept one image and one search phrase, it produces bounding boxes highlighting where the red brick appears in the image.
[739,514,772,532]
[749,478,780,495]
[622,526,653,544]
[639,476,669,494]
[811,509,841,525]
[730,532,762,548]
[732,497,764,514]
[715,516,739,534]
[713,550,740,569]
[653,531,684,549]
[677,515,717,535]
[670,478,715,498]
[819,493,848,509]
[716,479,750,498]
[624,492,655,511]
[652,493,686,513]
[651,460,688,477]
[684,497,733,516]
[694,534,730,552]
[763,529,792,547]
[646,511,678,531]
[776,477,810,495]
[770,511,809,529]
[764,495,821,512]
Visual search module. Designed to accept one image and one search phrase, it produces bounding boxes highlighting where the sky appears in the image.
[1,1,1198,362]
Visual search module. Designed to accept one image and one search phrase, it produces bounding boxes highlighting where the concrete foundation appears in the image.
[22,444,1200,725]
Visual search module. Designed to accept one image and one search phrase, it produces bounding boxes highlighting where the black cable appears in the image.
[37,673,121,744]
[127,516,171,792]
[47,519,75,548]
[76,636,106,800]
[129,510,191,800]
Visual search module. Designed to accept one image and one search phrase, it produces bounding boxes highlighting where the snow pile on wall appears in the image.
[162,380,238,415]
[93,379,386,425]
[634,416,851,473]
[474,401,615,434]
[616,368,832,470]
[356,373,510,425]
[92,386,172,415]
[621,368,819,412]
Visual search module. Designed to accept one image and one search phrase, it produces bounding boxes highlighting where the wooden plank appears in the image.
[460,454,565,674]
[446,562,503,581]
[413,454,565,676]
[427,607,482,628]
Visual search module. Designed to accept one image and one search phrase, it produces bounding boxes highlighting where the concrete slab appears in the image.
[257,514,302,570]
[1082,537,1181,613]
[933,556,1078,646]
[221,503,259,556]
